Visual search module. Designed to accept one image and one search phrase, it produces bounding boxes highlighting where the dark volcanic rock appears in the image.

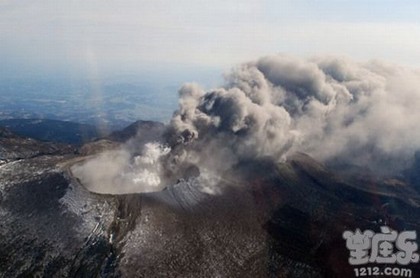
[78,120,165,156]
[2,128,420,277]
[107,120,165,143]
[0,126,77,164]
[0,129,117,277]
[79,139,120,156]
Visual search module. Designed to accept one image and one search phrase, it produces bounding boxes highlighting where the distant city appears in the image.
[0,78,180,131]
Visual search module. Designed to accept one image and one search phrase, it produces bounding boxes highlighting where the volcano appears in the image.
[1,122,420,277]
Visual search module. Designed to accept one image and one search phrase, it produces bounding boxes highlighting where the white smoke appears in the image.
[72,142,170,194]
[73,54,420,194]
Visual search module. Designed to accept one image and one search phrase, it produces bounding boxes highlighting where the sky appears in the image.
[1,0,420,81]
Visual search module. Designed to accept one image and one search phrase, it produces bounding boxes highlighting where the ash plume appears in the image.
[165,55,420,177]
[73,54,420,194]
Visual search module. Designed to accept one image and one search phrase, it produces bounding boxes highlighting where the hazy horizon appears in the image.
[1,1,420,126]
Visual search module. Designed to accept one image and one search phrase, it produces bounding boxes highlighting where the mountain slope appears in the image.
[0,126,76,164]
[1,126,420,277]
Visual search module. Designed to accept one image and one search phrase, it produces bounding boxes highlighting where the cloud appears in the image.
[2,1,420,76]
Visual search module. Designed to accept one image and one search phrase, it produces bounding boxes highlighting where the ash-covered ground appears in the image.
[1,120,420,277]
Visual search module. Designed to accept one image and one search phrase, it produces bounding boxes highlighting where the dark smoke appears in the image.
[74,55,420,194]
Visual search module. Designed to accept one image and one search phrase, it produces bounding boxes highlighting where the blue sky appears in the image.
[1,0,420,81]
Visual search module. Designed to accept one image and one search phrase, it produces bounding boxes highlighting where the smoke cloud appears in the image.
[73,55,420,194]
[72,142,170,194]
